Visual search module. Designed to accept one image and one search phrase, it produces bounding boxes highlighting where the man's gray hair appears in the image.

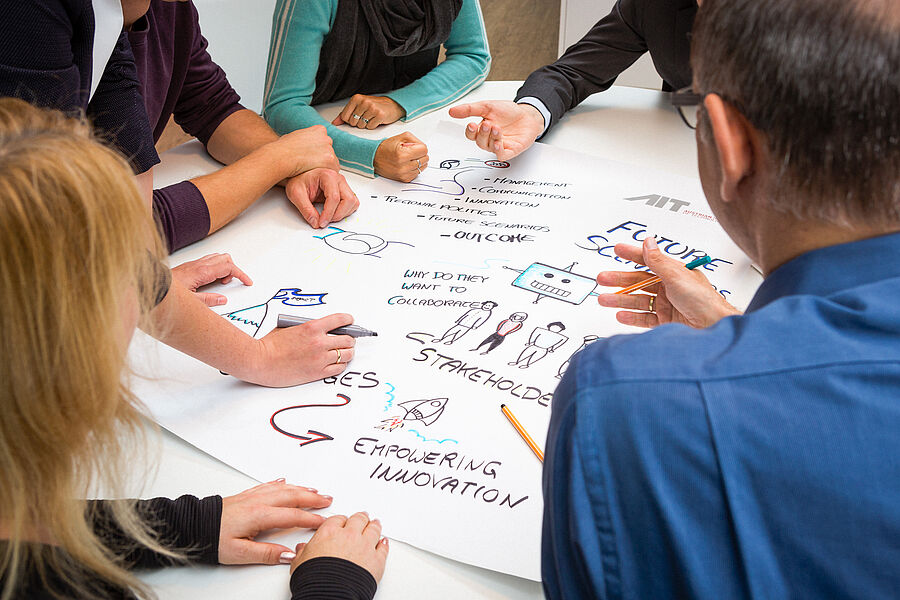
[692,0,900,225]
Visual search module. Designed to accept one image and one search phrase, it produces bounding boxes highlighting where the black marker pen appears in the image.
[277,314,378,338]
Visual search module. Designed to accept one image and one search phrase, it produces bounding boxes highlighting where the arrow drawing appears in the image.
[270,393,351,446]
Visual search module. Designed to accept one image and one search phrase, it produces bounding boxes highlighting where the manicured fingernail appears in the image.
[646,237,659,250]
[381,538,389,547]
[275,478,286,483]
[306,487,318,493]
[467,123,476,131]
[279,551,296,564]
[481,123,490,132]
[216,297,226,306]
[321,495,333,501]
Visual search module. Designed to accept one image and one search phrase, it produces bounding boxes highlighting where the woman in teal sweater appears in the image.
[264,0,490,182]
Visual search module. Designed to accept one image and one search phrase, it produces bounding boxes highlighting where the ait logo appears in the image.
[625,194,691,212]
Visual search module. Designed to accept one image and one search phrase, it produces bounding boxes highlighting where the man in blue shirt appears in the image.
[543,0,900,598]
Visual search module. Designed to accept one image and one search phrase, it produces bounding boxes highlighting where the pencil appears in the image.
[614,255,712,295]
[500,404,544,463]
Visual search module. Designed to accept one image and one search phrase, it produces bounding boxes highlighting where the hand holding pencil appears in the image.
[595,238,741,329]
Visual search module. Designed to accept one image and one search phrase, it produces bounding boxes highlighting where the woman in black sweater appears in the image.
[0,97,386,599]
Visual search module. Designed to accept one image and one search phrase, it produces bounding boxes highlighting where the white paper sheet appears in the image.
[131,123,760,580]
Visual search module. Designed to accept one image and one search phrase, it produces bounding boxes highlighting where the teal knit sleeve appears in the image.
[264,0,382,177]
[386,0,492,121]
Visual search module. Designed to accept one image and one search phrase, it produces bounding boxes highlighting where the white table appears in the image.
[131,81,701,599]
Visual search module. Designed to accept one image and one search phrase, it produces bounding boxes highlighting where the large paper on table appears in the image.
[131,123,760,580]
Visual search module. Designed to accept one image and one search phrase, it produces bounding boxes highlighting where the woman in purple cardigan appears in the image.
[0,1,363,398]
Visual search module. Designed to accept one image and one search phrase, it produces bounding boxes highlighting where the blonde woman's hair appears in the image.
[0,98,173,599]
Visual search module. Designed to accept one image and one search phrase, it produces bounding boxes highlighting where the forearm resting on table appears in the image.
[268,101,381,177]
[147,280,260,379]
[190,135,295,234]
[205,109,280,165]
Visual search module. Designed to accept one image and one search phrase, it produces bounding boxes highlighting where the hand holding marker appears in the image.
[614,255,713,295]
[277,314,378,338]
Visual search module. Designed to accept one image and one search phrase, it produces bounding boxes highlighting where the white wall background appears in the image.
[194,0,278,113]
[192,0,665,113]
[558,0,662,90]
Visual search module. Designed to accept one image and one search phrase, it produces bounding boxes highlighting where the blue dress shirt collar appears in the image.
[747,231,900,312]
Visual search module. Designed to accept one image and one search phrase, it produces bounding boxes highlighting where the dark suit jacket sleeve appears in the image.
[515,0,646,133]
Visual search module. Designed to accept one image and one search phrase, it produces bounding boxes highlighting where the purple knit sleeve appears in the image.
[152,180,211,253]
[89,31,160,173]
[172,2,244,146]
[0,1,158,173]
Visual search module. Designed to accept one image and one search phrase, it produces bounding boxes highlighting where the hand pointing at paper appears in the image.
[595,238,741,329]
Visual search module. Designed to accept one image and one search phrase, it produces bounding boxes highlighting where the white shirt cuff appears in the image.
[516,97,551,137]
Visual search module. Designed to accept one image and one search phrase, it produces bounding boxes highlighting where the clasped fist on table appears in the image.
[374,132,429,182]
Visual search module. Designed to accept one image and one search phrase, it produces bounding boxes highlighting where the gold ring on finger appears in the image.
[648,295,656,313]
[334,348,342,365]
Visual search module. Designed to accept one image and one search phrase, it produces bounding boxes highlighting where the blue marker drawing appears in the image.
[383,382,396,412]
[407,429,458,444]
[314,226,413,258]
[504,261,597,305]
[224,288,327,337]
[401,157,493,196]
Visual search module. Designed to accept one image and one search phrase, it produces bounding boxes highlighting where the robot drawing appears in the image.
[504,262,598,305]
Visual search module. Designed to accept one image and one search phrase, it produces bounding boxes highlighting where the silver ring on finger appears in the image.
[352,113,362,120]
[416,159,422,174]
[334,348,342,365]
[648,295,656,313]
[362,117,371,125]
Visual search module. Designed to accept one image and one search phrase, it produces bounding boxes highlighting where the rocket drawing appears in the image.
[397,398,448,426]
[377,398,449,432]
